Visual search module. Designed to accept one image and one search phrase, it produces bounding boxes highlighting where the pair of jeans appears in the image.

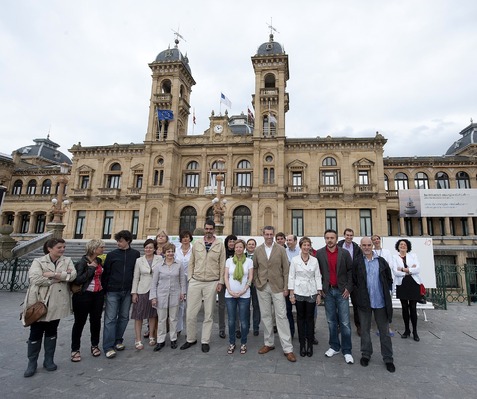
[358,307,393,363]
[102,290,132,352]
[71,290,105,351]
[250,284,261,332]
[324,287,352,355]
[225,297,250,345]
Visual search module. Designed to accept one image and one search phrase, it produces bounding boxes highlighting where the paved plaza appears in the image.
[0,291,476,398]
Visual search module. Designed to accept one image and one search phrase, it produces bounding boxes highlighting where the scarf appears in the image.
[232,254,245,282]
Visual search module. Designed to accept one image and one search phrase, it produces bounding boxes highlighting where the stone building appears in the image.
[1,35,476,253]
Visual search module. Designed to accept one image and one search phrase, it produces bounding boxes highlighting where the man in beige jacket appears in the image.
[253,226,296,362]
[180,219,225,353]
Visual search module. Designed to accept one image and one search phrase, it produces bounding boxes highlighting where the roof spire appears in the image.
[171,27,187,48]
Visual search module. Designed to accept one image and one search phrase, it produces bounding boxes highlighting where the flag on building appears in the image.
[220,93,232,108]
[193,108,196,124]
[157,109,174,120]
[247,108,255,124]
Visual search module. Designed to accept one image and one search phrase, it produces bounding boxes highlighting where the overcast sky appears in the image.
[1,0,476,159]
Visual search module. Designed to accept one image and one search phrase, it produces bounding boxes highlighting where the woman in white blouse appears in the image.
[391,239,422,342]
[289,236,322,357]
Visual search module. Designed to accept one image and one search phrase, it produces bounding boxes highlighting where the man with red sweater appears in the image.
[316,229,354,365]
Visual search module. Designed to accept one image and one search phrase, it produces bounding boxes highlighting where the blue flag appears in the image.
[157,109,174,120]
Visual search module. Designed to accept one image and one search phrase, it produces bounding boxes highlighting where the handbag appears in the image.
[22,286,52,327]
[418,283,427,304]
[70,282,82,294]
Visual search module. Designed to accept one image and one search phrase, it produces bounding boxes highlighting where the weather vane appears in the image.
[266,18,279,35]
[171,27,187,46]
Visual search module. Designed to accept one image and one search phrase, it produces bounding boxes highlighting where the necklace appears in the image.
[301,255,309,265]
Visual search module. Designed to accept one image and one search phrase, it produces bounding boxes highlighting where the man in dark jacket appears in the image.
[353,237,395,373]
[317,229,354,365]
[338,228,363,336]
[102,230,140,358]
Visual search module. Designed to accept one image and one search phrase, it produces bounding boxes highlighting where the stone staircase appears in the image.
[19,239,146,263]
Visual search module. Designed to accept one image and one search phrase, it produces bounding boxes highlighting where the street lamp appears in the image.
[211,160,226,235]
[49,164,70,225]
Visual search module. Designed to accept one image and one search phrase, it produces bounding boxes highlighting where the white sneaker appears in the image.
[325,348,340,357]
[344,354,354,364]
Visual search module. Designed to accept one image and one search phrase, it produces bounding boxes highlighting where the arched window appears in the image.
[262,115,276,137]
[435,172,450,189]
[322,157,337,166]
[179,206,197,234]
[12,180,22,195]
[206,206,214,221]
[414,172,429,189]
[107,163,121,188]
[237,160,251,169]
[41,179,52,195]
[236,160,252,188]
[456,171,471,188]
[161,79,172,94]
[394,172,409,190]
[233,206,251,235]
[184,161,200,188]
[26,179,37,195]
[264,73,276,88]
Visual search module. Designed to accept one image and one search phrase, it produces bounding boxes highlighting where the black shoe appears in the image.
[413,332,420,342]
[386,362,396,373]
[253,330,259,336]
[171,340,177,349]
[219,331,226,339]
[313,338,318,345]
[300,344,306,357]
[201,344,210,353]
[401,330,411,339]
[180,341,197,350]
[153,342,165,352]
[236,331,241,339]
[360,357,369,367]
[306,340,313,357]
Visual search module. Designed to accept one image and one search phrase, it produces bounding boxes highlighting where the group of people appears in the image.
[22,221,424,377]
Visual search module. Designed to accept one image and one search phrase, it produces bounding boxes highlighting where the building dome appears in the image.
[445,122,477,156]
[154,39,191,73]
[14,137,72,165]
[256,34,285,56]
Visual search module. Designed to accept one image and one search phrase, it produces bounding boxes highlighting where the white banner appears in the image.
[399,189,477,217]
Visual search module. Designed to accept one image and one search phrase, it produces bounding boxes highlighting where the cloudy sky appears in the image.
[1,0,476,159]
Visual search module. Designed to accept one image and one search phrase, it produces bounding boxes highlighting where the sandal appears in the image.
[71,351,81,362]
[91,346,101,357]
[149,337,156,346]
[240,344,247,354]
[227,344,236,354]
[135,341,144,350]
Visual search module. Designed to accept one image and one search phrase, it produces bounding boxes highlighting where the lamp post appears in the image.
[46,163,70,238]
[211,162,227,236]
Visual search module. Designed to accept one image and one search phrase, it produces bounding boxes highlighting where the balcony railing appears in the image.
[286,185,308,196]
[97,188,121,199]
[231,186,252,195]
[204,186,225,195]
[69,188,91,198]
[179,187,200,195]
[319,185,343,194]
[126,188,142,199]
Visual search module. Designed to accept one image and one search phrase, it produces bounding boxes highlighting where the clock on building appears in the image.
[214,124,224,133]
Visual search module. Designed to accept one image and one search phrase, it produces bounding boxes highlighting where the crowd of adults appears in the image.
[22,220,425,377]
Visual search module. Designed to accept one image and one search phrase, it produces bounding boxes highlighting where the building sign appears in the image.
[399,189,477,218]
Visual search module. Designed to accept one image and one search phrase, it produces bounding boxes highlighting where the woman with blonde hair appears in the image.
[155,230,169,257]
[70,239,106,362]
[23,238,77,377]
[131,239,162,349]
